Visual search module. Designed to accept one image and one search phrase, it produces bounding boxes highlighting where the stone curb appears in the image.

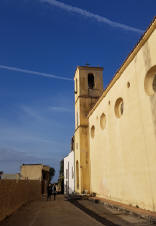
[88,197,156,224]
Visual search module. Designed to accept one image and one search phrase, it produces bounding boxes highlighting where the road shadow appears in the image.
[69,199,120,226]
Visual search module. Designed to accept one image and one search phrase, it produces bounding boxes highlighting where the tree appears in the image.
[49,167,55,182]
[0,171,3,180]
[59,159,64,177]
[58,159,64,193]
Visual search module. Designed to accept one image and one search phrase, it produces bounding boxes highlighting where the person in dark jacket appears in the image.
[53,184,56,200]
[47,183,52,201]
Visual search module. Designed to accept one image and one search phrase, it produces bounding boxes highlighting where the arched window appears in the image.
[91,125,95,138]
[153,75,156,92]
[100,113,106,130]
[114,98,124,118]
[144,66,156,95]
[88,73,95,89]
[75,79,78,93]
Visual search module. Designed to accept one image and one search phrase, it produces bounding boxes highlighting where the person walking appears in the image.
[47,183,52,201]
[53,184,56,200]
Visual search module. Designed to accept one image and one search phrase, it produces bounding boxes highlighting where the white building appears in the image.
[64,151,75,194]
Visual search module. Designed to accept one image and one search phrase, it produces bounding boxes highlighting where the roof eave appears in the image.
[88,17,156,118]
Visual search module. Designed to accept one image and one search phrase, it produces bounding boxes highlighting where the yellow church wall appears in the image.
[89,28,156,211]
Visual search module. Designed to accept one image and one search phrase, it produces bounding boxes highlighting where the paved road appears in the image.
[0,195,103,226]
[0,195,152,226]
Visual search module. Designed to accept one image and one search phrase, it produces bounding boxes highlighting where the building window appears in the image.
[114,98,124,118]
[153,75,156,92]
[91,125,95,138]
[144,66,156,96]
[88,73,95,89]
[127,82,130,88]
[100,113,106,130]
[75,79,78,94]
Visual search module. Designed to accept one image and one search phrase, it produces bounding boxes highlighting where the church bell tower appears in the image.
[74,66,103,193]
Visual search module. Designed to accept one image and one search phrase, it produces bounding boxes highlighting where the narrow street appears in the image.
[0,195,152,226]
[0,195,103,226]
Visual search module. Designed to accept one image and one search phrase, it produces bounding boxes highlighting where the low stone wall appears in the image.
[0,180,41,221]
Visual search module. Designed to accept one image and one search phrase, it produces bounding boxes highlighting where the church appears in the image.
[64,17,156,212]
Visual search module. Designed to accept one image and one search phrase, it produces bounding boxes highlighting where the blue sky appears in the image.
[0,0,155,181]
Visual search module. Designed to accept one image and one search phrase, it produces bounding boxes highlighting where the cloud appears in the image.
[0,101,73,179]
[0,64,72,81]
[0,103,70,154]
[0,147,37,162]
[0,147,62,163]
[21,105,43,121]
[49,106,73,112]
[41,0,144,34]
[0,147,60,180]
[0,123,63,147]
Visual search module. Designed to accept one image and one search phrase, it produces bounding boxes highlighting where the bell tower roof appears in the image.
[74,66,104,78]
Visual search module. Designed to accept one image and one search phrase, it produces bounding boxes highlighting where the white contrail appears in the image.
[41,0,144,34]
[0,64,72,81]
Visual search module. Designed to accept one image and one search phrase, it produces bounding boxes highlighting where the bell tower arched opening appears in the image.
[88,73,95,89]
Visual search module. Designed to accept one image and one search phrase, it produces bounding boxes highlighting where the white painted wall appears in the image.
[64,151,74,194]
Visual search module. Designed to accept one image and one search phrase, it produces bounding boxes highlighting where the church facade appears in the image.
[87,18,156,212]
[65,18,156,212]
